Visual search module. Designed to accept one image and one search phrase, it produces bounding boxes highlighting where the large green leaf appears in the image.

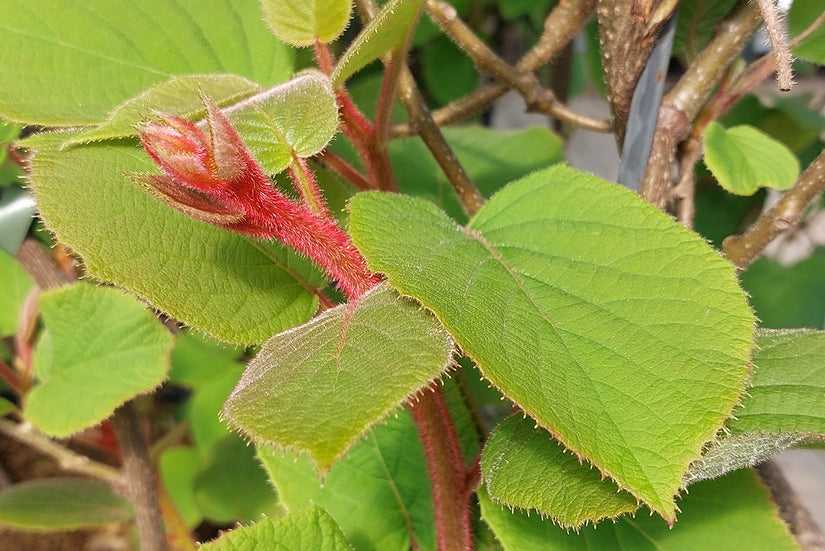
[25,283,173,437]
[729,329,825,435]
[67,74,261,146]
[479,469,797,551]
[259,410,436,551]
[261,0,354,46]
[789,0,825,65]
[0,0,293,125]
[0,249,33,337]
[332,0,425,85]
[223,283,454,471]
[482,416,638,528]
[388,126,564,223]
[0,478,133,531]
[673,0,737,56]
[198,505,354,550]
[349,165,754,519]
[687,329,825,484]
[703,122,800,196]
[225,72,340,174]
[24,132,319,345]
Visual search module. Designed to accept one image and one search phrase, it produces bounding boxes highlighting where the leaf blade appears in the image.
[24,283,174,437]
[349,165,754,518]
[222,283,455,470]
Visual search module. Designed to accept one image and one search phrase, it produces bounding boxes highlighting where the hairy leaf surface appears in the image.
[0,0,293,125]
[223,283,455,470]
[261,0,353,46]
[25,132,318,345]
[25,283,173,437]
[225,72,340,174]
[479,469,797,551]
[198,506,353,550]
[333,0,425,84]
[350,165,754,519]
[482,416,638,528]
[730,329,825,435]
[67,74,261,145]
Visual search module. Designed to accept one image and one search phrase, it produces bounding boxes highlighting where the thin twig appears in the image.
[398,66,486,218]
[0,417,122,484]
[670,137,703,228]
[426,0,610,132]
[723,149,825,269]
[111,402,168,551]
[755,0,793,91]
[391,0,599,137]
[640,3,761,210]
[317,151,374,191]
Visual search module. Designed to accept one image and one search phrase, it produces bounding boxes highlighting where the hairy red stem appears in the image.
[409,384,472,551]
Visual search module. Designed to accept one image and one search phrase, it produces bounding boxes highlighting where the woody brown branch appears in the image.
[640,3,761,210]
[723,150,825,270]
[392,0,602,137]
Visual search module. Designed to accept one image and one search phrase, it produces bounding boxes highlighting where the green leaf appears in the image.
[226,72,340,174]
[0,249,33,337]
[188,362,246,451]
[729,329,825,435]
[332,0,425,85]
[789,0,825,65]
[703,122,800,196]
[24,283,173,436]
[479,469,797,551]
[159,447,204,528]
[349,165,754,519]
[25,132,318,345]
[199,505,354,551]
[673,0,737,56]
[193,435,280,523]
[0,478,133,531]
[261,0,354,46]
[683,432,807,485]
[223,283,454,470]
[259,410,437,551]
[0,0,294,126]
[389,126,565,223]
[420,36,478,106]
[66,74,261,146]
[740,251,825,329]
[482,416,638,528]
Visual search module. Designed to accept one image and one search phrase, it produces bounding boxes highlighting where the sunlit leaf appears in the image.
[703,122,800,196]
[25,283,173,437]
[261,0,353,46]
[350,165,754,519]
[0,0,293,125]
